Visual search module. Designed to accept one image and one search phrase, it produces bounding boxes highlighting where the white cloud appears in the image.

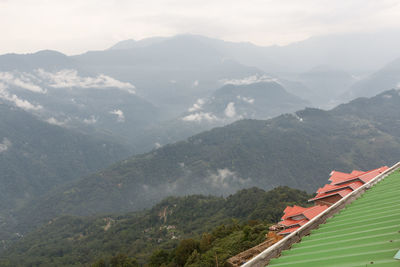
[36,69,136,93]
[192,80,199,87]
[0,83,43,110]
[0,72,46,93]
[83,115,97,124]
[46,117,68,126]
[0,138,12,153]
[154,142,162,149]
[188,98,205,112]
[110,109,125,122]
[222,74,279,86]
[207,168,250,188]
[224,102,236,118]
[382,94,392,99]
[237,95,255,104]
[182,112,217,122]
[291,113,303,122]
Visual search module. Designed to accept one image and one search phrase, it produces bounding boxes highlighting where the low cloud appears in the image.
[46,117,68,126]
[0,83,43,111]
[237,95,255,104]
[0,72,46,94]
[83,115,97,124]
[36,69,136,94]
[291,113,304,122]
[207,168,250,188]
[154,142,162,149]
[182,112,217,122]
[222,74,279,86]
[0,138,12,153]
[188,98,205,112]
[110,109,125,122]
[224,102,236,118]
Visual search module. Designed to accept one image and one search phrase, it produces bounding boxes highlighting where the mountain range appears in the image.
[2,33,400,155]
[1,32,400,265]
[8,89,400,240]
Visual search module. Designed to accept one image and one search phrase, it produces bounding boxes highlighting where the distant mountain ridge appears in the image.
[12,89,400,236]
[343,57,400,101]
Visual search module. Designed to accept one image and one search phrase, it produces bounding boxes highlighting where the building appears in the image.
[277,205,328,236]
[241,162,400,267]
[309,166,388,206]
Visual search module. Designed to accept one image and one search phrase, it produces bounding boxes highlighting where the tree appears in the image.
[174,239,199,266]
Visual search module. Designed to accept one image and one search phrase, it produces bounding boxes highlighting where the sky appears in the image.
[1,0,400,55]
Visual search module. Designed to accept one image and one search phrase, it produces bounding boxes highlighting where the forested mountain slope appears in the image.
[13,89,400,234]
[2,187,311,266]
[0,103,131,239]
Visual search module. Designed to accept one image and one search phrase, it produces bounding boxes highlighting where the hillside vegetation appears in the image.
[1,187,311,266]
[0,102,131,242]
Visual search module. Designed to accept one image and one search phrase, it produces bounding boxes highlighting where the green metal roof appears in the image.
[268,170,400,267]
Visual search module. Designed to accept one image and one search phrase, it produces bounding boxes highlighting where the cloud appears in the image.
[222,74,279,86]
[46,117,68,126]
[36,69,136,94]
[110,109,125,122]
[0,72,46,93]
[292,112,304,122]
[0,138,12,153]
[192,80,199,87]
[2,0,400,55]
[0,83,43,110]
[237,95,255,104]
[182,112,217,122]
[206,168,250,188]
[188,98,205,112]
[224,102,236,118]
[83,115,97,124]
[154,142,162,149]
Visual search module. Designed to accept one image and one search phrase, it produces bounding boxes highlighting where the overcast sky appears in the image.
[1,0,400,55]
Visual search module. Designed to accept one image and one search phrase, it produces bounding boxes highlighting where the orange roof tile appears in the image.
[278,226,300,235]
[334,166,388,185]
[302,205,329,220]
[328,171,356,184]
[282,205,307,219]
[309,188,353,202]
[278,219,308,227]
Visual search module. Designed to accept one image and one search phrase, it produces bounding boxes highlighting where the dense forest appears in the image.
[1,186,311,266]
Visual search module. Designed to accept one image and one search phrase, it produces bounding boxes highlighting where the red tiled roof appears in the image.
[275,166,389,239]
[311,166,389,202]
[350,170,365,176]
[278,219,308,227]
[334,166,388,185]
[278,226,300,235]
[282,205,307,220]
[302,205,328,220]
[311,181,363,202]
[309,188,353,202]
[328,171,357,184]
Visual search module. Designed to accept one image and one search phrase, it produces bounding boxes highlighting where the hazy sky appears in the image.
[1,0,400,55]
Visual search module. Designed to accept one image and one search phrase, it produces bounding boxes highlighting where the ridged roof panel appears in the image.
[268,170,400,267]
